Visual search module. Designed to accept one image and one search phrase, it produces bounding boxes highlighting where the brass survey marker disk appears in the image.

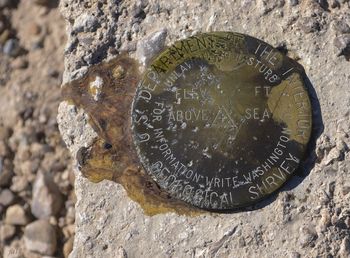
[131,32,312,211]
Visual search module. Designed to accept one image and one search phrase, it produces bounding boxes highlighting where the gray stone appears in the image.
[5,204,30,225]
[10,175,29,193]
[72,13,99,33]
[3,39,21,57]
[135,28,167,66]
[63,236,74,258]
[299,226,317,247]
[0,158,13,187]
[289,251,301,258]
[3,242,23,258]
[0,189,15,207]
[31,172,63,219]
[0,0,12,9]
[290,0,299,6]
[298,17,321,34]
[339,237,350,258]
[0,224,16,241]
[332,20,350,34]
[334,34,350,57]
[24,220,57,256]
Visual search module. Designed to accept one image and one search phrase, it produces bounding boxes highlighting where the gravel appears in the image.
[24,220,57,256]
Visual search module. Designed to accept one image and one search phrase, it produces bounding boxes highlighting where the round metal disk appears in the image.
[131,32,312,211]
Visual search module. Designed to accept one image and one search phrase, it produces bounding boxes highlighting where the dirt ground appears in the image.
[0,1,75,257]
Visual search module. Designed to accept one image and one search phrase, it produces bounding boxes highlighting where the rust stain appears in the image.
[62,54,203,216]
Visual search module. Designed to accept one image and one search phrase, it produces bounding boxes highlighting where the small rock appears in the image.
[5,204,30,225]
[31,38,44,50]
[290,0,299,6]
[0,189,15,206]
[330,0,341,8]
[131,5,146,20]
[135,28,167,66]
[30,143,50,159]
[334,34,350,58]
[341,185,350,196]
[63,236,74,258]
[338,237,350,258]
[73,13,99,33]
[299,226,317,247]
[298,17,320,34]
[317,208,331,232]
[315,0,329,10]
[0,29,10,44]
[289,251,301,258]
[238,236,246,247]
[65,206,75,224]
[0,0,13,9]
[116,246,127,258]
[0,224,16,241]
[62,224,75,238]
[0,140,10,157]
[10,176,29,192]
[0,158,14,187]
[332,20,350,34]
[31,172,63,219]
[28,23,41,35]
[24,220,57,256]
[3,38,21,57]
[0,127,12,141]
[11,57,28,69]
[3,241,23,258]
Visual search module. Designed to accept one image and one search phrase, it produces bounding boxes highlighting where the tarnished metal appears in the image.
[132,32,312,211]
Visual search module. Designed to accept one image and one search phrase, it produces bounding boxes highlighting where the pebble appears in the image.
[0,0,12,9]
[3,38,21,57]
[289,251,301,258]
[3,241,23,258]
[0,189,15,206]
[0,140,10,157]
[5,204,30,225]
[330,0,341,8]
[10,57,28,69]
[73,13,99,33]
[24,220,57,256]
[333,34,350,57]
[131,5,146,20]
[332,20,350,34]
[315,0,329,9]
[135,28,167,66]
[299,226,317,247]
[30,143,51,159]
[0,224,16,241]
[290,0,299,6]
[317,208,331,232]
[298,17,320,34]
[116,246,128,258]
[10,175,29,192]
[63,236,74,258]
[338,237,350,257]
[31,172,63,219]
[65,206,75,224]
[0,158,14,187]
